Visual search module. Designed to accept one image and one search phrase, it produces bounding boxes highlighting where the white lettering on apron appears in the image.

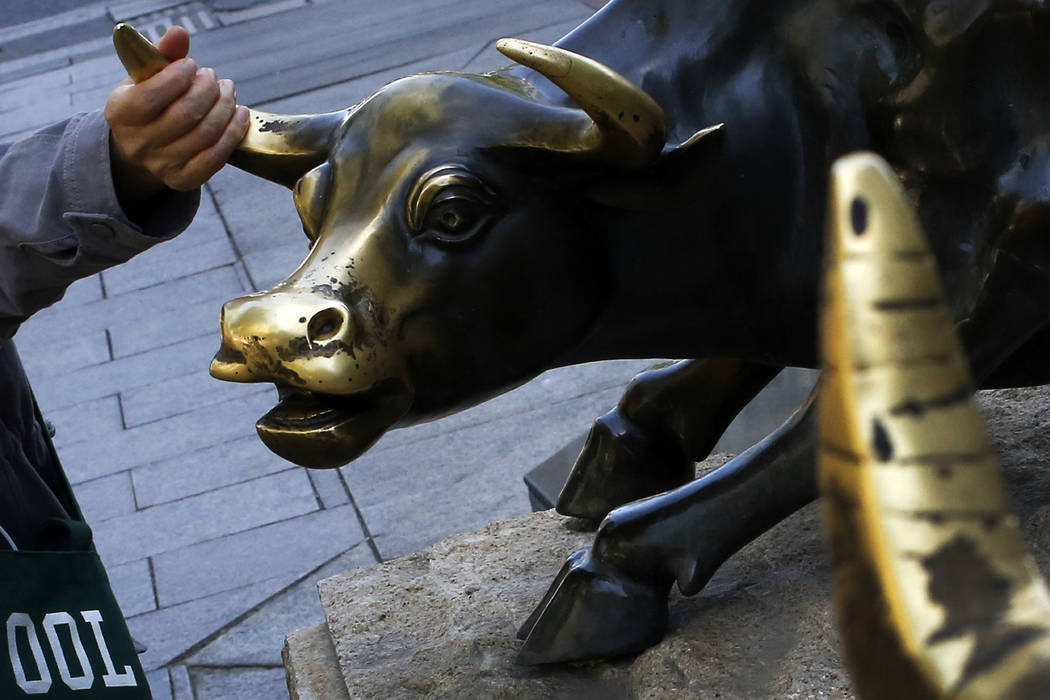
[6,612,52,694]
[80,610,136,688]
[42,612,94,691]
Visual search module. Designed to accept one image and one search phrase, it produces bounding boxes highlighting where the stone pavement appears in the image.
[2,1,812,697]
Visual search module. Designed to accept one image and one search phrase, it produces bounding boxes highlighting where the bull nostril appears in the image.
[307,307,346,344]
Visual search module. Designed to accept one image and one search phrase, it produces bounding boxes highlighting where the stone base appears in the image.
[286,385,1050,699]
[283,624,350,700]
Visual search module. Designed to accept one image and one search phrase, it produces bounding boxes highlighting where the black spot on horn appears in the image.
[851,197,868,235]
[872,417,893,461]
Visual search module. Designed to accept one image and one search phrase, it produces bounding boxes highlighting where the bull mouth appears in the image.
[257,378,413,469]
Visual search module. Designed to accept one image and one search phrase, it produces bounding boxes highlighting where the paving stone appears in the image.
[189,667,289,700]
[0,62,73,95]
[307,468,349,509]
[0,82,70,115]
[241,241,310,291]
[151,504,365,608]
[21,265,246,346]
[344,384,629,560]
[69,80,121,113]
[205,166,303,258]
[93,468,319,566]
[131,433,292,508]
[195,0,586,105]
[459,16,589,72]
[69,65,123,104]
[146,668,172,700]
[46,394,123,450]
[0,93,74,141]
[30,333,220,413]
[15,330,110,380]
[74,470,136,523]
[108,558,157,617]
[67,51,125,84]
[107,296,226,359]
[121,368,270,428]
[101,236,237,298]
[212,0,307,23]
[169,664,193,700]
[256,46,480,114]
[189,546,375,666]
[58,389,276,483]
[158,194,228,253]
[362,359,652,458]
[190,0,477,74]
[57,274,104,307]
[713,367,817,454]
[127,577,293,671]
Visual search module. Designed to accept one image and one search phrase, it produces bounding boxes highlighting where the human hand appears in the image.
[105,26,248,200]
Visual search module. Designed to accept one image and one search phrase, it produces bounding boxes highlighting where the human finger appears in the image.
[108,57,198,126]
[161,77,237,165]
[166,106,249,190]
[149,66,222,146]
[155,25,190,62]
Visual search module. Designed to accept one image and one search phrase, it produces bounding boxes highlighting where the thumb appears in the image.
[155,25,190,62]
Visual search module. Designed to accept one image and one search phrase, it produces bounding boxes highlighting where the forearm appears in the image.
[0,111,199,337]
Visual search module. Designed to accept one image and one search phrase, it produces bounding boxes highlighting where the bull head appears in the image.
[194,40,720,469]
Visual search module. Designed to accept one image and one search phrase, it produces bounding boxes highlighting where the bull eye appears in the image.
[423,192,486,240]
[408,165,501,246]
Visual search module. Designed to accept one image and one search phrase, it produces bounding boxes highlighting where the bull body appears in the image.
[207,0,1050,665]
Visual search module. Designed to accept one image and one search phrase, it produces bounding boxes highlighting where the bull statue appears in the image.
[115,0,1050,670]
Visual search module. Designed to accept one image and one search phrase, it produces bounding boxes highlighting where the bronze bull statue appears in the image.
[117,0,1050,674]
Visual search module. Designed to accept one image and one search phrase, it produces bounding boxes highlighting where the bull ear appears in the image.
[585,124,725,211]
[496,39,666,168]
[229,110,348,189]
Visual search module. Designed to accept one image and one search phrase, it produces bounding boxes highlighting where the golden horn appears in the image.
[112,23,344,188]
[113,23,170,83]
[819,152,1050,699]
[496,38,666,167]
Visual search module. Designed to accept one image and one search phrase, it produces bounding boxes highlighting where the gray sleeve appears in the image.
[0,111,201,338]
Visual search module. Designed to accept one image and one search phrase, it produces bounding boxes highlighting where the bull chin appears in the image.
[255,379,413,469]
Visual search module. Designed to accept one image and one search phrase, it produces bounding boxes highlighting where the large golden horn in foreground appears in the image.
[113,23,345,188]
[819,152,1050,698]
[496,38,666,167]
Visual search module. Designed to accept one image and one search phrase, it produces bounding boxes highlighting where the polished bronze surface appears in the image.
[820,153,1050,699]
[494,39,667,167]
[112,23,170,83]
[195,29,723,469]
[556,358,781,522]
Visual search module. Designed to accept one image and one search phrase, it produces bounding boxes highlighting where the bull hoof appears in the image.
[556,408,693,522]
[516,548,670,665]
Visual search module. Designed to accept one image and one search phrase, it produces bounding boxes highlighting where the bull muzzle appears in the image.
[210,288,413,469]
[211,291,354,390]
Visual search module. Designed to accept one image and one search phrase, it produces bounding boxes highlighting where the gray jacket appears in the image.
[0,110,199,338]
[0,111,199,550]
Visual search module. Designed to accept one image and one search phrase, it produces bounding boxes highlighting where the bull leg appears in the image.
[518,229,1050,666]
[557,358,783,522]
[517,388,818,664]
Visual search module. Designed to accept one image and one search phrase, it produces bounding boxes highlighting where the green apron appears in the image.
[0,340,151,698]
[0,520,151,698]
